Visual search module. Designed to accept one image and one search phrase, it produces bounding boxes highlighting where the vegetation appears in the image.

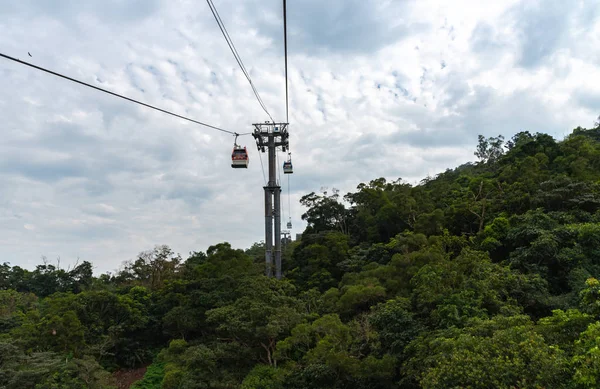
[3,122,600,388]
[130,362,165,389]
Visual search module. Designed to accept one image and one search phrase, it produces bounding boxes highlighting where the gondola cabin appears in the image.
[231,145,249,168]
[287,221,292,229]
[283,161,293,174]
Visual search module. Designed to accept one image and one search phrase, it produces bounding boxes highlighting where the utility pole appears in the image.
[253,122,289,279]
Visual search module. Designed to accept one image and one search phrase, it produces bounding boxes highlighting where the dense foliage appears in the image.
[3,122,600,388]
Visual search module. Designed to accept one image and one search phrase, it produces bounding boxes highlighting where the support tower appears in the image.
[253,122,289,279]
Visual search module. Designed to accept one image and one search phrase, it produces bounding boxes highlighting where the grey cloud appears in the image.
[469,22,510,65]
[81,178,114,197]
[373,71,415,101]
[25,123,102,151]
[53,222,123,241]
[341,134,385,163]
[1,0,160,24]
[0,151,86,182]
[81,203,119,218]
[387,126,472,149]
[243,0,427,55]
[316,132,463,188]
[382,80,572,152]
[449,85,573,144]
[470,22,495,53]
[159,173,215,207]
[0,139,178,188]
[473,0,600,69]
[1,0,598,274]
[575,91,600,113]
[512,0,569,68]
[436,72,471,109]
[287,0,421,54]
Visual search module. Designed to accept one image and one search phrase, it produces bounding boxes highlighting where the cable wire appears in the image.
[278,150,292,230]
[277,150,284,222]
[206,0,274,123]
[257,145,267,185]
[288,172,291,227]
[0,52,239,135]
[277,150,281,186]
[282,1,292,228]
[283,0,289,123]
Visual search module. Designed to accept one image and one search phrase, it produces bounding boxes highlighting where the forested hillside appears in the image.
[3,123,600,388]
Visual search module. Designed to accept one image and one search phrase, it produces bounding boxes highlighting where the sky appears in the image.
[1,0,599,274]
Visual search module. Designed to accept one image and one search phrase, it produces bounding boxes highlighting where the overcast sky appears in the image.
[1,0,599,274]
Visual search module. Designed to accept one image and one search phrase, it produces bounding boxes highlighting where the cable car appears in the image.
[231,134,249,168]
[283,152,293,174]
[287,219,292,229]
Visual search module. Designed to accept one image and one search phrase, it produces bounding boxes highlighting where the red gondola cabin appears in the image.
[231,145,249,168]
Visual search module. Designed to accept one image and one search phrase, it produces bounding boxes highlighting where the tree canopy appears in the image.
[4,123,600,388]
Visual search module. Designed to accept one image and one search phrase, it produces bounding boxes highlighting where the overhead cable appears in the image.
[206,0,275,123]
[258,146,267,185]
[0,52,239,135]
[277,150,281,186]
[277,151,284,221]
[287,157,292,221]
[283,0,289,123]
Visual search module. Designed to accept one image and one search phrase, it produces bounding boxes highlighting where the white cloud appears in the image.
[0,0,599,273]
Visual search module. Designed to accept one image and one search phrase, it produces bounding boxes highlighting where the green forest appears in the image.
[4,122,600,388]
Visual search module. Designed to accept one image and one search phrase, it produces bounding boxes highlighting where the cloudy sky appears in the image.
[1,0,599,274]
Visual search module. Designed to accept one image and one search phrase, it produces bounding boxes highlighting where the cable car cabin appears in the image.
[283,161,293,174]
[231,146,249,168]
[287,221,292,229]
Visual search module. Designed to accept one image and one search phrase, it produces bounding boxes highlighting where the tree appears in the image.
[206,277,303,367]
[275,314,395,387]
[573,321,600,387]
[68,261,94,293]
[300,189,349,235]
[410,249,544,328]
[117,245,182,290]
[579,277,600,316]
[369,298,421,358]
[475,134,505,164]
[344,178,416,243]
[286,232,350,292]
[536,309,593,355]
[241,364,287,389]
[404,315,571,388]
[467,178,495,233]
